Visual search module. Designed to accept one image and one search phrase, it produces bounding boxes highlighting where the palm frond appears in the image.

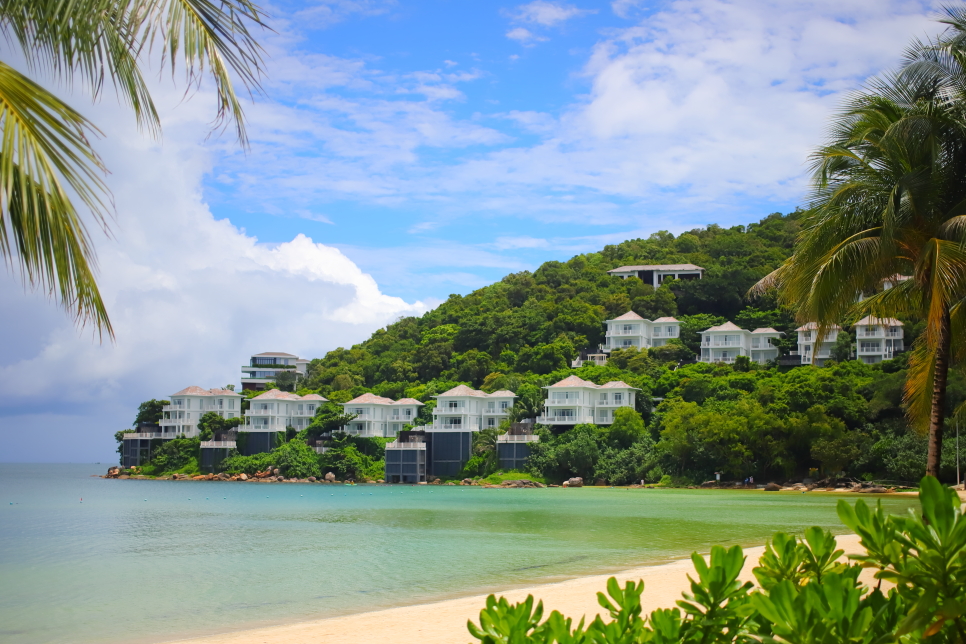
[0,62,112,336]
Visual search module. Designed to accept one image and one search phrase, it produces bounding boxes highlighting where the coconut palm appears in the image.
[0,0,267,337]
[755,14,966,477]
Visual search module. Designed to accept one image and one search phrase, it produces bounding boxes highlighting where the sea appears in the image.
[0,463,920,644]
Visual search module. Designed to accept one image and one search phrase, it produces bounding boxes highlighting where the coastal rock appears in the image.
[566,477,583,488]
[462,478,473,486]
[106,466,121,478]
[239,473,248,481]
[377,479,385,484]
[118,474,130,479]
[273,468,280,476]
[308,477,316,482]
[325,472,336,482]
[764,483,782,491]
[276,476,284,482]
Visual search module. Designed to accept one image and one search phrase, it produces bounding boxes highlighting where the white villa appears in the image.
[698,322,782,365]
[538,375,638,426]
[341,393,424,438]
[243,389,328,433]
[607,264,704,288]
[158,386,244,437]
[426,385,516,432]
[855,316,904,364]
[601,311,681,353]
[241,352,309,391]
[796,323,842,366]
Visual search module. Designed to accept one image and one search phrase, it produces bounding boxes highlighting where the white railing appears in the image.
[606,329,641,336]
[596,400,631,407]
[200,440,236,448]
[438,423,467,430]
[702,340,743,347]
[887,329,902,337]
[538,414,594,423]
[705,356,737,364]
[386,440,426,450]
[858,344,882,354]
[162,404,184,412]
[483,409,510,415]
[123,432,164,440]
[497,434,539,443]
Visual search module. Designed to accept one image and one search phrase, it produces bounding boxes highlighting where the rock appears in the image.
[308,476,316,482]
[860,486,889,494]
[802,478,814,486]
[764,482,782,491]
[548,484,560,487]
[567,477,583,488]
[106,466,122,478]
[701,480,717,488]
[462,478,474,486]
[273,468,280,476]
[118,474,130,479]
[276,476,284,482]
[325,472,336,482]
[445,481,456,485]
[562,481,569,487]
[377,479,385,484]
[239,473,248,481]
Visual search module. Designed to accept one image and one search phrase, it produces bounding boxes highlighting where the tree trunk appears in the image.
[927,307,952,478]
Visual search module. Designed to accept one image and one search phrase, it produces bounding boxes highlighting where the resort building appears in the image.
[340,393,424,438]
[159,386,244,437]
[497,423,539,471]
[241,389,328,454]
[241,352,309,391]
[427,385,516,432]
[698,323,782,365]
[796,323,842,366]
[854,316,904,364]
[607,264,704,288]
[601,311,681,353]
[538,375,638,426]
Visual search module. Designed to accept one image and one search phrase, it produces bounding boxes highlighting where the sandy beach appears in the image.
[170,534,868,644]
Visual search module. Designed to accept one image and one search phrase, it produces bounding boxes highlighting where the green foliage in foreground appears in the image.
[469,477,966,643]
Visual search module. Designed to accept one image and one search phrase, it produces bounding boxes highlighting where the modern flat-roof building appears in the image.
[241,389,328,454]
[607,264,704,288]
[241,352,309,391]
[537,375,638,426]
[796,323,842,366]
[854,316,904,364]
[341,393,424,438]
[698,322,781,365]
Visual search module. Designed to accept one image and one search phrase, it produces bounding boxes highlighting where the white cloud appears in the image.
[510,1,593,26]
[493,236,551,250]
[610,0,644,18]
[294,0,397,28]
[506,27,547,43]
[0,84,428,461]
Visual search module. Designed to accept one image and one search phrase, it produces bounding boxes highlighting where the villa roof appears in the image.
[172,386,243,397]
[751,327,780,334]
[252,352,299,357]
[392,398,425,406]
[653,316,679,323]
[250,389,302,400]
[437,384,488,398]
[608,264,704,273]
[345,392,395,405]
[600,380,639,390]
[855,316,903,327]
[486,390,517,398]
[705,321,743,332]
[796,323,842,331]
[548,375,596,388]
[300,394,328,401]
[611,311,645,321]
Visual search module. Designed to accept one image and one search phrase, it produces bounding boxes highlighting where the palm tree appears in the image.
[755,10,966,478]
[0,0,267,337]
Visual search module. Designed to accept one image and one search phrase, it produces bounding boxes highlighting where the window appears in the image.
[861,341,881,352]
[621,339,632,347]
[487,401,495,410]
[448,400,459,409]
[354,408,364,415]
[613,393,623,404]
[487,418,495,427]
[499,401,509,410]
[598,409,608,418]
[449,418,462,426]
[666,326,675,336]
[802,331,812,341]
[404,409,412,418]
[307,404,315,412]
[623,324,634,332]
[556,409,574,418]
[229,399,235,410]
[599,393,607,402]
[392,409,399,418]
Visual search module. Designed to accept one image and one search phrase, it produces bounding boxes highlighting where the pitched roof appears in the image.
[344,392,395,405]
[437,384,488,398]
[392,398,425,406]
[486,390,517,398]
[855,316,903,327]
[705,321,743,332]
[250,389,301,400]
[795,322,842,331]
[751,327,780,334]
[548,375,597,388]
[252,352,299,357]
[653,316,679,323]
[600,380,639,390]
[608,264,704,273]
[300,394,328,401]
[172,386,242,397]
[611,311,645,321]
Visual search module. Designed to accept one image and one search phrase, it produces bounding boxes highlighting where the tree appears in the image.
[133,399,167,426]
[0,0,268,334]
[275,370,297,391]
[830,330,853,363]
[756,17,966,477]
[196,412,242,441]
[605,407,646,449]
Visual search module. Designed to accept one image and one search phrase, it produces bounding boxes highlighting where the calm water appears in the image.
[0,464,919,644]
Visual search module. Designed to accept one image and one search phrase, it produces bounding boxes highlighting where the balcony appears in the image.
[162,404,184,412]
[386,440,426,450]
[497,433,539,443]
[483,408,510,415]
[538,413,594,424]
[606,329,642,336]
[200,440,236,449]
[596,400,631,407]
[546,397,581,405]
[245,408,275,416]
[123,432,164,440]
[702,340,743,347]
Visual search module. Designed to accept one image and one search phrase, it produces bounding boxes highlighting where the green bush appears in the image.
[220,451,274,475]
[148,437,200,474]
[468,477,966,644]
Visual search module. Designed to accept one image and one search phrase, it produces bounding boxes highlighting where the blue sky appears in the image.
[0,0,945,461]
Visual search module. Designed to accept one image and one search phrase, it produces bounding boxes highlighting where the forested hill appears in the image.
[303,212,802,399]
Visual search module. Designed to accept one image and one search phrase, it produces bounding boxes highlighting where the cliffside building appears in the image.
[537,375,638,426]
[241,352,309,391]
[341,393,424,438]
[698,322,781,365]
[240,389,327,454]
[607,264,704,287]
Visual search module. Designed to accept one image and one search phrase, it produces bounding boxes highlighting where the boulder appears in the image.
[308,477,316,482]
[764,482,782,491]
[377,479,385,483]
[567,477,583,488]
[276,475,284,482]
[239,473,248,481]
[106,466,122,478]
[325,472,336,482]
[273,468,280,476]
[462,478,474,486]
[445,481,456,485]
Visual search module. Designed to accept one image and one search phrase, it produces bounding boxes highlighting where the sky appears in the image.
[0,0,945,461]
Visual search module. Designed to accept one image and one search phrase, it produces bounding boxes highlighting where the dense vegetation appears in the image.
[468,478,966,644]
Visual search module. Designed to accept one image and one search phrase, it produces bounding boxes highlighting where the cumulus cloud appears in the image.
[0,84,427,461]
[506,27,547,43]
[295,0,397,28]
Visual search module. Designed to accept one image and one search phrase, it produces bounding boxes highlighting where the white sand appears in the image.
[169,534,869,644]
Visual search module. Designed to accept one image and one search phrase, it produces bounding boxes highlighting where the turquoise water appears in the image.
[0,464,919,644]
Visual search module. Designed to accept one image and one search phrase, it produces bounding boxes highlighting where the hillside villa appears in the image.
[607,263,704,287]
[340,393,424,438]
[698,322,781,365]
[537,375,638,425]
[241,352,309,391]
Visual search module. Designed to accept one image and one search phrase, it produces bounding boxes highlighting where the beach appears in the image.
[170,534,869,644]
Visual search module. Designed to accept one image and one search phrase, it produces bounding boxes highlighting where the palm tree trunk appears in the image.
[927,307,952,478]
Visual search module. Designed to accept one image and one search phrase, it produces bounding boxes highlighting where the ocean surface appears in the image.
[0,464,920,644]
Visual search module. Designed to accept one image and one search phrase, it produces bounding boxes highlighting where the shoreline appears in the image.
[167,534,869,644]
